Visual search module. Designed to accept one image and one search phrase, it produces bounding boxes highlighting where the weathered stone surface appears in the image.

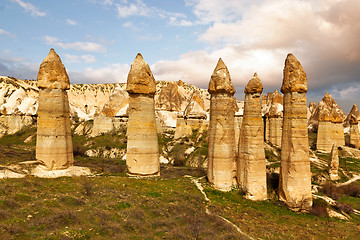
[344,104,360,127]
[207,58,236,191]
[126,54,159,176]
[208,58,235,95]
[238,73,267,200]
[126,53,156,95]
[174,115,193,139]
[184,92,207,119]
[279,54,312,210]
[157,82,186,111]
[99,87,129,117]
[317,121,334,152]
[268,102,283,147]
[349,114,360,148]
[329,143,340,180]
[37,49,70,90]
[91,116,114,137]
[36,49,73,170]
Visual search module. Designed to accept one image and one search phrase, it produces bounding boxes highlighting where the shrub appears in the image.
[309,199,329,217]
[73,143,86,157]
[334,202,354,214]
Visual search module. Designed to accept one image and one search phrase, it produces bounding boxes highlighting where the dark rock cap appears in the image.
[126,53,156,95]
[244,73,263,94]
[208,58,235,95]
[37,48,70,90]
[281,53,307,94]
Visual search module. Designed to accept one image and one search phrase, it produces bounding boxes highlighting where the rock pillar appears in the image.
[268,105,282,147]
[126,53,159,176]
[238,73,267,200]
[279,54,312,210]
[207,58,236,191]
[36,48,74,170]
[331,110,345,147]
[316,111,333,152]
[349,115,360,148]
[329,143,340,180]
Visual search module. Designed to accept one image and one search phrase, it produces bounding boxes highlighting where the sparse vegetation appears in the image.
[0,127,360,239]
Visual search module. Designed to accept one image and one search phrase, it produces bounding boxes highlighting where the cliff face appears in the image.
[0,76,210,135]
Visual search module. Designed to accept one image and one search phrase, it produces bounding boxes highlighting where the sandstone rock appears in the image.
[268,103,283,147]
[126,53,156,95]
[174,115,193,139]
[344,104,360,127]
[279,54,312,210]
[91,116,114,137]
[317,121,334,152]
[329,143,340,180]
[349,114,360,148]
[156,82,186,111]
[238,73,267,200]
[36,49,74,170]
[100,87,129,117]
[308,92,346,131]
[126,54,159,176]
[184,92,207,119]
[207,58,236,191]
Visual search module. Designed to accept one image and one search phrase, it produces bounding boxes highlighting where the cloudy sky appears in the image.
[0,0,359,112]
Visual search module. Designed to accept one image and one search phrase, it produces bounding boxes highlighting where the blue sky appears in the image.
[1,0,360,112]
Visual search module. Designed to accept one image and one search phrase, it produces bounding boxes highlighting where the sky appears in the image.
[0,0,359,112]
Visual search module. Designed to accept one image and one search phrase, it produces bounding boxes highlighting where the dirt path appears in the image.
[185,175,254,240]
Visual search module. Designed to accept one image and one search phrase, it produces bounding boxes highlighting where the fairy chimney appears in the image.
[349,114,360,148]
[329,143,340,180]
[36,48,74,170]
[238,73,267,200]
[207,58,236,191]
[126,53,159,176]
[279,54,312,210]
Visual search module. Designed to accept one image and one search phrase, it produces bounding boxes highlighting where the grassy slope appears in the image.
[0,127,359,239]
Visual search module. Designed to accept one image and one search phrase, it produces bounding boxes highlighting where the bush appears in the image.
[309,199,329,217]
[334,202,354,214]
[73,143,86,157]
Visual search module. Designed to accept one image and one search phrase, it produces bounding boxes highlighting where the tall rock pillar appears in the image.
[279,54,312,210]
[126,53,159,176]
[36,48,74,170]
[238,73,267,200]
[207,58,236,191]
[316,111,333,152]
[331,109,345,147]
[349,115,360,148]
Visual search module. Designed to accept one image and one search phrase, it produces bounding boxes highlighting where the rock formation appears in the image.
[279,53,312,210]
[349,114,360,148]
[36,48,74,170]
[331,108,345,146]
[344,104,360,127]
[268,102,283,147]
[316,109,333,152]
[329,143,340,180]
[126,53,159,176]
[207,58,236,191]
[238,73,267,200]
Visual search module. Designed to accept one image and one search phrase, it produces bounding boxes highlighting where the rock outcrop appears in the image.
[238,73,267,200]
[344,104,360,127]
[279,54,312,210]
[316,109,333,152]
[349,114,360,148]
[126,53,159,176]
[331,108,345,147]
[329,143,340,180]
[268,102,283,147]
[36,49,74,170]
[207,58,236,191]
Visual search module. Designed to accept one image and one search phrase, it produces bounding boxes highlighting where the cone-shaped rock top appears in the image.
[281,53,307,94]
[126,53,156,95]
[37,48,70,90]
[208,58,235,95]
[349,114,359,125]
[245,72,263,94]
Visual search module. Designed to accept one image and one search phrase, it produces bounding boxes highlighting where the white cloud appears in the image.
[69,63,130,84]
[0,29,15,38]
[12,0,47,17]
[113,0,192,27]
[44,36,106,52]
[66,19,78,26]
[331,83,360,100]
[63,54,96,63]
